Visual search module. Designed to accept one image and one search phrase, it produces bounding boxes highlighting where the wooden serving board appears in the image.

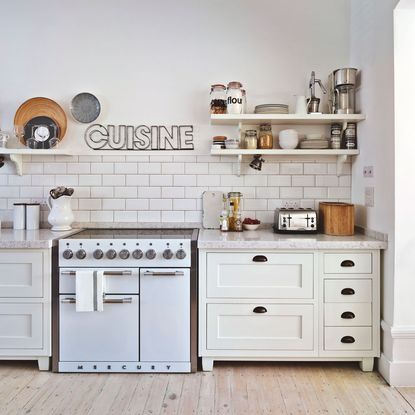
[14,97,67,144]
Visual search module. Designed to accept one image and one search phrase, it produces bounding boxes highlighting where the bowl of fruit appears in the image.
[242,218,261,231]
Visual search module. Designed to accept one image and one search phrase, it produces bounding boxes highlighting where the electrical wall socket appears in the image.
[363,166,374,178]
[365,187,375,207]
[282,200,300,209]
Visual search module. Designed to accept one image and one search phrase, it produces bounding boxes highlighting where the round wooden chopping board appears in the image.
[14,97,67,144]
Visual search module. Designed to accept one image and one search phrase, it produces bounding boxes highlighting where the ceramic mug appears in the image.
[294,95,308,115]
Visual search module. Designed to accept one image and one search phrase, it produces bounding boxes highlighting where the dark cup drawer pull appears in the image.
[341,336,355,344]
[341,311,355,319]
[252,255,268,263]
[253,306,267,314]
[341,260,355,267]
[341,288,355,295]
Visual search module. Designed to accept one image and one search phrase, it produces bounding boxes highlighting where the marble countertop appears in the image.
[0,228,82,249]
[198,228,388,250]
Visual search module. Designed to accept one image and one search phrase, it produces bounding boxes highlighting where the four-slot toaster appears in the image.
[273,208,318,234]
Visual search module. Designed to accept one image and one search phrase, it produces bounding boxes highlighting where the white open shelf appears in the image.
[211,113,366,126]
[210,149,359,156]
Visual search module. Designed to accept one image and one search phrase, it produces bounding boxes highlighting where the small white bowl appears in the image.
[279,129,299,149]
[243,223,260,231]
[225,140,240,149]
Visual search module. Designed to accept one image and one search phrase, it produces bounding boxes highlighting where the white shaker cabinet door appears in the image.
[0,303,43,349]
[0,251,44,298]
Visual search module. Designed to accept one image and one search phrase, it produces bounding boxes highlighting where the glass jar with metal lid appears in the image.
[244,130,258,149]
[210,84,227,114]
[227,192,243,232]
[226,81,243,114]
[258,123,273,149]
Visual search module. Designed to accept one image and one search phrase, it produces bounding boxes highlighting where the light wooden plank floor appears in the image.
[0,361,414,415]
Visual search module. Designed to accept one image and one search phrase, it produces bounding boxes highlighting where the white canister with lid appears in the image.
[13,203,26,230]
[226,81,244,114]
[26,203,40,230]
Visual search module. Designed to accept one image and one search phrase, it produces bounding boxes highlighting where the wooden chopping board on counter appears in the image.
[202,191,223,229]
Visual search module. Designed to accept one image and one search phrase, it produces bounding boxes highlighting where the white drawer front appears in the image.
[324,327,372,350]
[0,303,43,349]
[324,303,372,326]
[324,253,372,274]
[324,279,372,303]
[207,253,313,299]
[0,251,43,298]
[207,303,314,350]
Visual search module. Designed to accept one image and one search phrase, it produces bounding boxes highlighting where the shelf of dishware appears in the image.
[210,113,366,125]
[0,148,73,155]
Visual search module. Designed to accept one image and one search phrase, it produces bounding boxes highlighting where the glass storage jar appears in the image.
[226,81,243,114]
[258,123,273,149]
[210,84,227,114]
[244,130,258,149]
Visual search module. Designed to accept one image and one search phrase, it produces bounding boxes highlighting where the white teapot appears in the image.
[47,195,74,231]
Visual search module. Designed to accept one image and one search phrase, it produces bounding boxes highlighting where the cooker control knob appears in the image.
[132,249,143,259]
[119,249,130,260]
[76,249,86,260]
[93,249,104,259]
[62,249,73,260]
[163,249,174,260]
[176,249,187,260]
[106,249,117,260]
[146,249,156,259]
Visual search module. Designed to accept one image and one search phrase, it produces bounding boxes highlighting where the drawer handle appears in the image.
[61,297,133,304]
[341,288,355,295]
[341,260,355,267]
[341,336,355,344]
[252,255,268,263]
[253,306,267,314]
[341,311,355,319]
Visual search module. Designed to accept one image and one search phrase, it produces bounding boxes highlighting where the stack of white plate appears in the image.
[254,104,289,114]
[299,139,330,149]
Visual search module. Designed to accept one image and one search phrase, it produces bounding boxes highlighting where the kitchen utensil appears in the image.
[294,95,308,115]
[26,203,40,230]
[308,71,326,113]
[47,195,74,231]
[70,92,101,123]
[319,202,354,236]
[202,191,224,229]
[14,97,67,145]
[279,129,299,149]
[328,68,358,114]
[273,208,317,234]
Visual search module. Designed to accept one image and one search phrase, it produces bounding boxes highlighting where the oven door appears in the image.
[140,268,190,362]
[59,294,139,362]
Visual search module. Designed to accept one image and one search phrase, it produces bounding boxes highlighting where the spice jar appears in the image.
[226,81,243,114]
[210,84,227,114]
[244,130,258,149]
[258,124,273,149]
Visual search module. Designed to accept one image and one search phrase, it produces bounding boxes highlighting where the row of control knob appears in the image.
[62,248,186,260]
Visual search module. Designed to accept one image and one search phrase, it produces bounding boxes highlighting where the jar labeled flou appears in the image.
[226,81,244,114]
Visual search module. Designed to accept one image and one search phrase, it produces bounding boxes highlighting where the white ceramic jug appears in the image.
[294,95,308,115]
[47,196,74,231]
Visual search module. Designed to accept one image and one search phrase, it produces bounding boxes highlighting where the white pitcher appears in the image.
[294,95,308,115]
[47,196,74,231]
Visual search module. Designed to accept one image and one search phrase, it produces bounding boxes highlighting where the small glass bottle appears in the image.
[258,124,273,149]
[241,89,247,113]
[244,130,258,149]
[226,81,243,114]
[210,84,227,114]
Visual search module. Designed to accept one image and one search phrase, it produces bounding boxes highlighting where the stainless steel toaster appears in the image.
[273,208,318,234]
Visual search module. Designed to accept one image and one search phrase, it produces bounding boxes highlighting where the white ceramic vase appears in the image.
[47,196,74,231]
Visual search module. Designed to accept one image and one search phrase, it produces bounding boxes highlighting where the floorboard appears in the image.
[0,361,414,415]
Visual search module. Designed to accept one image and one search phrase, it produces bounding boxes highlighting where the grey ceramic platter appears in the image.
[70,92,101,123]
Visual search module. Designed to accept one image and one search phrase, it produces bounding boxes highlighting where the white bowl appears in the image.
[279,129,299,149]
[243,223,260,231]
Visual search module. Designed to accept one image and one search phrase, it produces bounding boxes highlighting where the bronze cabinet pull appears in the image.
[341,288,355,295]
[341,260,355,267]
[252,255,268,263]
[253,306,267,314]
[341,311,356,319]
[341,336,355,344]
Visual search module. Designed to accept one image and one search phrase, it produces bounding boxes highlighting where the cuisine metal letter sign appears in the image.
[85,124,194,151]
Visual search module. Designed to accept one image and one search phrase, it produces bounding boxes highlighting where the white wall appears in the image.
[0,0,352,225]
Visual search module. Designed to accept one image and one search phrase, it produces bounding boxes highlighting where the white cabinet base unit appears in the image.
[0,249,52,370]
[199,248,381,372]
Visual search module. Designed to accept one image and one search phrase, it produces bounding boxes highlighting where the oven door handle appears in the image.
[61,297,133,304]
[60,271,132,276]
[142,271,185,276]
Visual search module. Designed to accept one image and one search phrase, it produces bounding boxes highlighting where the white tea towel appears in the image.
[75,270,94,312]
[94,270,105,312]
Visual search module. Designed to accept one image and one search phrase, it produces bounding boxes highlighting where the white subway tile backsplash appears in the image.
[268,175,291,186]
[174,175,197,186]
[8,175,31,186]
[150,199,172,210]
[162,211,185,222]
[137,187,162,198]
[328,187,351,199]
[91,187,114,198]
[102,155,126,162]
[256,187,279,199]
[22,163,43,175]
[115,163,138,174]
[292,175,315,187]
[173,199,196,210]
[44,163,66,174]
[304,163,328,175]
[280,163,303,175]
[162,163,184,174]
[150,175,173,186]
[303,187,328,199]
[20,186,44,198]
[125,155,149,162]
[280,187,303,199]
[102,199,125,210]
[137,211,161,222]
[208,163,233,175]
[162,187,185,198]
[91,163,114,174]
[126,175,150,186]
[91,210,114,222]
[197,175,220,186]
[244,199,267,211]
[186,163,208,174]
[221,175,245,187]
[185,187,207,199]
[244,175,267,187]
[138,163,162,174]
[114,187,138,198]
[55,175,79,186]
[79,175,102,186]
[103,175,125,186]
[67,163,91,174]
[126,199,149,210]
[185,210,202,223]
[114,210,138,222]
[315,175,339,187]
[79,199,102,210]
